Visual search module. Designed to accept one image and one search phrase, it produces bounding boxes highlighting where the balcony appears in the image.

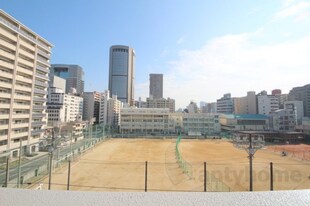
[0,103,10,109]
[37,55,50,66]
[32,105,47,110]
[34,88,48,95]
[17,66,33,76]
[12,131,29,139]
[0,25,17,42]
[19,49,35,60]
[31,129,44,136]
[15,75,32,84]
[33,96,47,102]
[0,114,9,119]
[37,49,50,59]
[0,92,11,99]
[19,39,35,51]
[0,49,15,61]
[14,94,31,101]
[36,64,49,73]
[35,73,49,81]
[0,60,14,70]
[15,84,32,92]
[35,80,48,87]
[32,113,46,118]
[13,103,31,109]
[0,80,12,89]
[0,38,16,51]
[0,124,8,130]
[18,58,34,68]
[12,114,30,119]
[31,121,46,127]
[11,123,29,129]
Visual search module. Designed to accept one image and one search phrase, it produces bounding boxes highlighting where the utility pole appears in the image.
[249,134,253,191]
[17,140,22,188]
[5,156,10,188]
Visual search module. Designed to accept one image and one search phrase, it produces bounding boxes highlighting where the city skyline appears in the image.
[1,1,310,108]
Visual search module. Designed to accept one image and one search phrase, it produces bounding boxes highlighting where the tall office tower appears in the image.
[288,84,310,117]
[109,45,135,105]
[149,73,163,99]
[83,91,101,124]
[0,10,53,156]
[50,64,84,95]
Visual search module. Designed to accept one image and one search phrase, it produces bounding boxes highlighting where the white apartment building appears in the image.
[271,109,296,131]
[0,10,53,156]
[257,94,279,115]
[186,101,199,113]
[284,101,304,125]
[183,113,221,136]
[47,87,83,124]
[99,90,122,128]
[120,108,174,134]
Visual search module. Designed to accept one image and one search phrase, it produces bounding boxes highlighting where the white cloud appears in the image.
[159,31,310,108]
[273,1,310,21]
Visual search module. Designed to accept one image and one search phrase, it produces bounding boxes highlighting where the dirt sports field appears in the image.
[35,138,310,192]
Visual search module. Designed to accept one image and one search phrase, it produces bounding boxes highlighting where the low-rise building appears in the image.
[146,97,175,112]
[220,114,269,132]
[183,113,220,136]
[120,108,173,135]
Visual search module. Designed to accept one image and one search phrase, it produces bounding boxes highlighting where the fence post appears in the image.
[48,152,53,190]
[204,162,207,192]
[5,156,10,187]
[145,161,148,192]
[67,160,71,190]
[270,162,273,191]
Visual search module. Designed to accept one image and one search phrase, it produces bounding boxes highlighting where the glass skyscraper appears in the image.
[108,45,135,105]
[50,64,84,95]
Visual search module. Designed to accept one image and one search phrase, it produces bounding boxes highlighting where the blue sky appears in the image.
[1,0,310,109]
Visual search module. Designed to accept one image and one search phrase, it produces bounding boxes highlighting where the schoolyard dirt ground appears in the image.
[31,138,310,192]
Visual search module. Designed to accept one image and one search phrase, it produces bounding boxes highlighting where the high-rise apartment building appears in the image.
[47,87,83,124]
[108,45,135,105]
[234,91,257,114]
[149,73,163,99]
[0,10,53,156]
[99,90,122,128]
[217,93,234,114]
[257,93,279,115]
[50,64,84,95]
[83,91,101,124]
[288,84,310,117]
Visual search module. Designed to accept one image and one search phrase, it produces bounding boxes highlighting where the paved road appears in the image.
[0,137,104,187]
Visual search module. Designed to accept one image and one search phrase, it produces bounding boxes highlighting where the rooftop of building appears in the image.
[222,114,269,120]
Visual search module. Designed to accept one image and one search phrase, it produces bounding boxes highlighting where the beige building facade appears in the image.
[0,10,53,156]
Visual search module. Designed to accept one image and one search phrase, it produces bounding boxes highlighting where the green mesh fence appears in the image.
[175,135,193,177]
